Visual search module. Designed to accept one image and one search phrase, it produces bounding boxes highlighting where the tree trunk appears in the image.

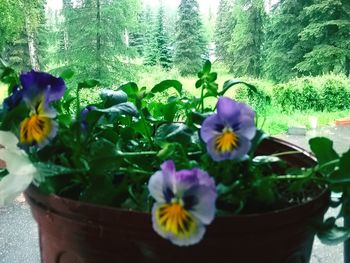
[25,17,40,71]
[345,56,350,77]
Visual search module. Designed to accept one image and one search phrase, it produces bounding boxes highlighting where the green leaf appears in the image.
[157,143,178,160]
[309,137,339,175]
[60,69,75,80]
[155,123,193,145]
[0,103,28,130]
[195,79,204,89]
[188,111,212,126]
[57,114,72,127]
[253,155,282,164]
[329,149,350,186]
[100,89,128,107]
[78,79,100,89]
[249,129,269,157]
[317,218,350,245]
[202,60,211,74]
[151,80,183,96]
[219,80,257,96]
[95,102,138,117]
[207,72,218,82]
[34,163,78,183]
[118,82,138,98]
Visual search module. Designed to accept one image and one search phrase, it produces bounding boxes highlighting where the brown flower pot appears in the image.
[25,137,330,263]
[335,117,350,126]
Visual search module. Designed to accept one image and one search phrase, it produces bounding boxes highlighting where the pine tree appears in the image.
[61,0,141,85]
[228,0,265,77]
[215,0,235,63]
[174,0,207,76]
[156,3,172,69]
[295,0,350,76]
[262,0,312,82]
[143,6,158,66]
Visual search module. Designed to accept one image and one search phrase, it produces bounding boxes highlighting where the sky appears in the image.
[46,0,278,14]
[46,0,218,14]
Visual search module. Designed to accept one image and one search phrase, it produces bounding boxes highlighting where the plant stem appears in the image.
[116,151,158,157]
[271,151,302,157]
[200,84,205,112]
[119,167,150,175]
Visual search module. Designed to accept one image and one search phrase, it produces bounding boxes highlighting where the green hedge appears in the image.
[272,75,350,112]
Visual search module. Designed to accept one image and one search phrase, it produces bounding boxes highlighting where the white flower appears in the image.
[0,131,38,206]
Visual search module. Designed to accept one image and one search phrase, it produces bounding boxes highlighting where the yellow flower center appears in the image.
[156,203,196,237]
[215,128,239,153]
[20,115,53,144]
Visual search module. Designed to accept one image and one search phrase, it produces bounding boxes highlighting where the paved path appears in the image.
[276,125,350,154]
[0,125,349,263]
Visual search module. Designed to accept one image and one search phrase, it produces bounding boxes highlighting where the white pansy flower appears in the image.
[0,131,38,206]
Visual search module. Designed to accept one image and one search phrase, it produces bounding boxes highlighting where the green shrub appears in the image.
[234,85,271,114]
[321,79,350,111]
[299,80,322,111]
[272,84,302,112]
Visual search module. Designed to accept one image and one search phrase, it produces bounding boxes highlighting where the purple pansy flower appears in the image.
[81,105,97,131]
[148,160,217,246]
[200,97,256,161]
[3,86,23,111]
[19,71,65,148]
[20,70,65,104]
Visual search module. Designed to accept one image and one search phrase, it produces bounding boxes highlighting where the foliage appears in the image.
[215,0,235,63]
[60,0,141,85]
[273,75,350,112]
[1,61,350,246]
[228,0,265,77]
[262,0,312,82]
[295,0,350,76]
[155,3,173,69]
[174,0,208,76]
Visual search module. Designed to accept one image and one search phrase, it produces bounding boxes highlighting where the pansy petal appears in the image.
[0,131,19,150]
[216,97,241,124]
[0,172,33,206]
[173,169,200,196]
[20,70,65,103]
[206,134,250,161]
[200,114,222,143]
[237,115,256,140]
[3,86,23,111]
[20,116,58,148]
[188,185,217,225]
[152,203,206,246]
[148,171,166,203]
[161,160,177,195]
[228,136,252,160]
[0,148,34,175]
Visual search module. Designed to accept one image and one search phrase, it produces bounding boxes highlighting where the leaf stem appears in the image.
[119,167,150,175]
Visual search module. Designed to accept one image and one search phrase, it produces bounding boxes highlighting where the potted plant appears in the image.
[0,61,349,263]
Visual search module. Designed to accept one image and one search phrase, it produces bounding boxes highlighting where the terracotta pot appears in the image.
[25,137,330,263]
[335,117,350,126]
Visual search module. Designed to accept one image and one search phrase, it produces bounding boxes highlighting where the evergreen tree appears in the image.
[61,0,141,85]
[0,0,24,54]
[156,3,172,69]
[228,0,265,77]
[174,0,207,76]
[215,0,235,63]
[0,0,45,71]
[295,0,350,76]
[262,0,312,82]
[143,6,158,66]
